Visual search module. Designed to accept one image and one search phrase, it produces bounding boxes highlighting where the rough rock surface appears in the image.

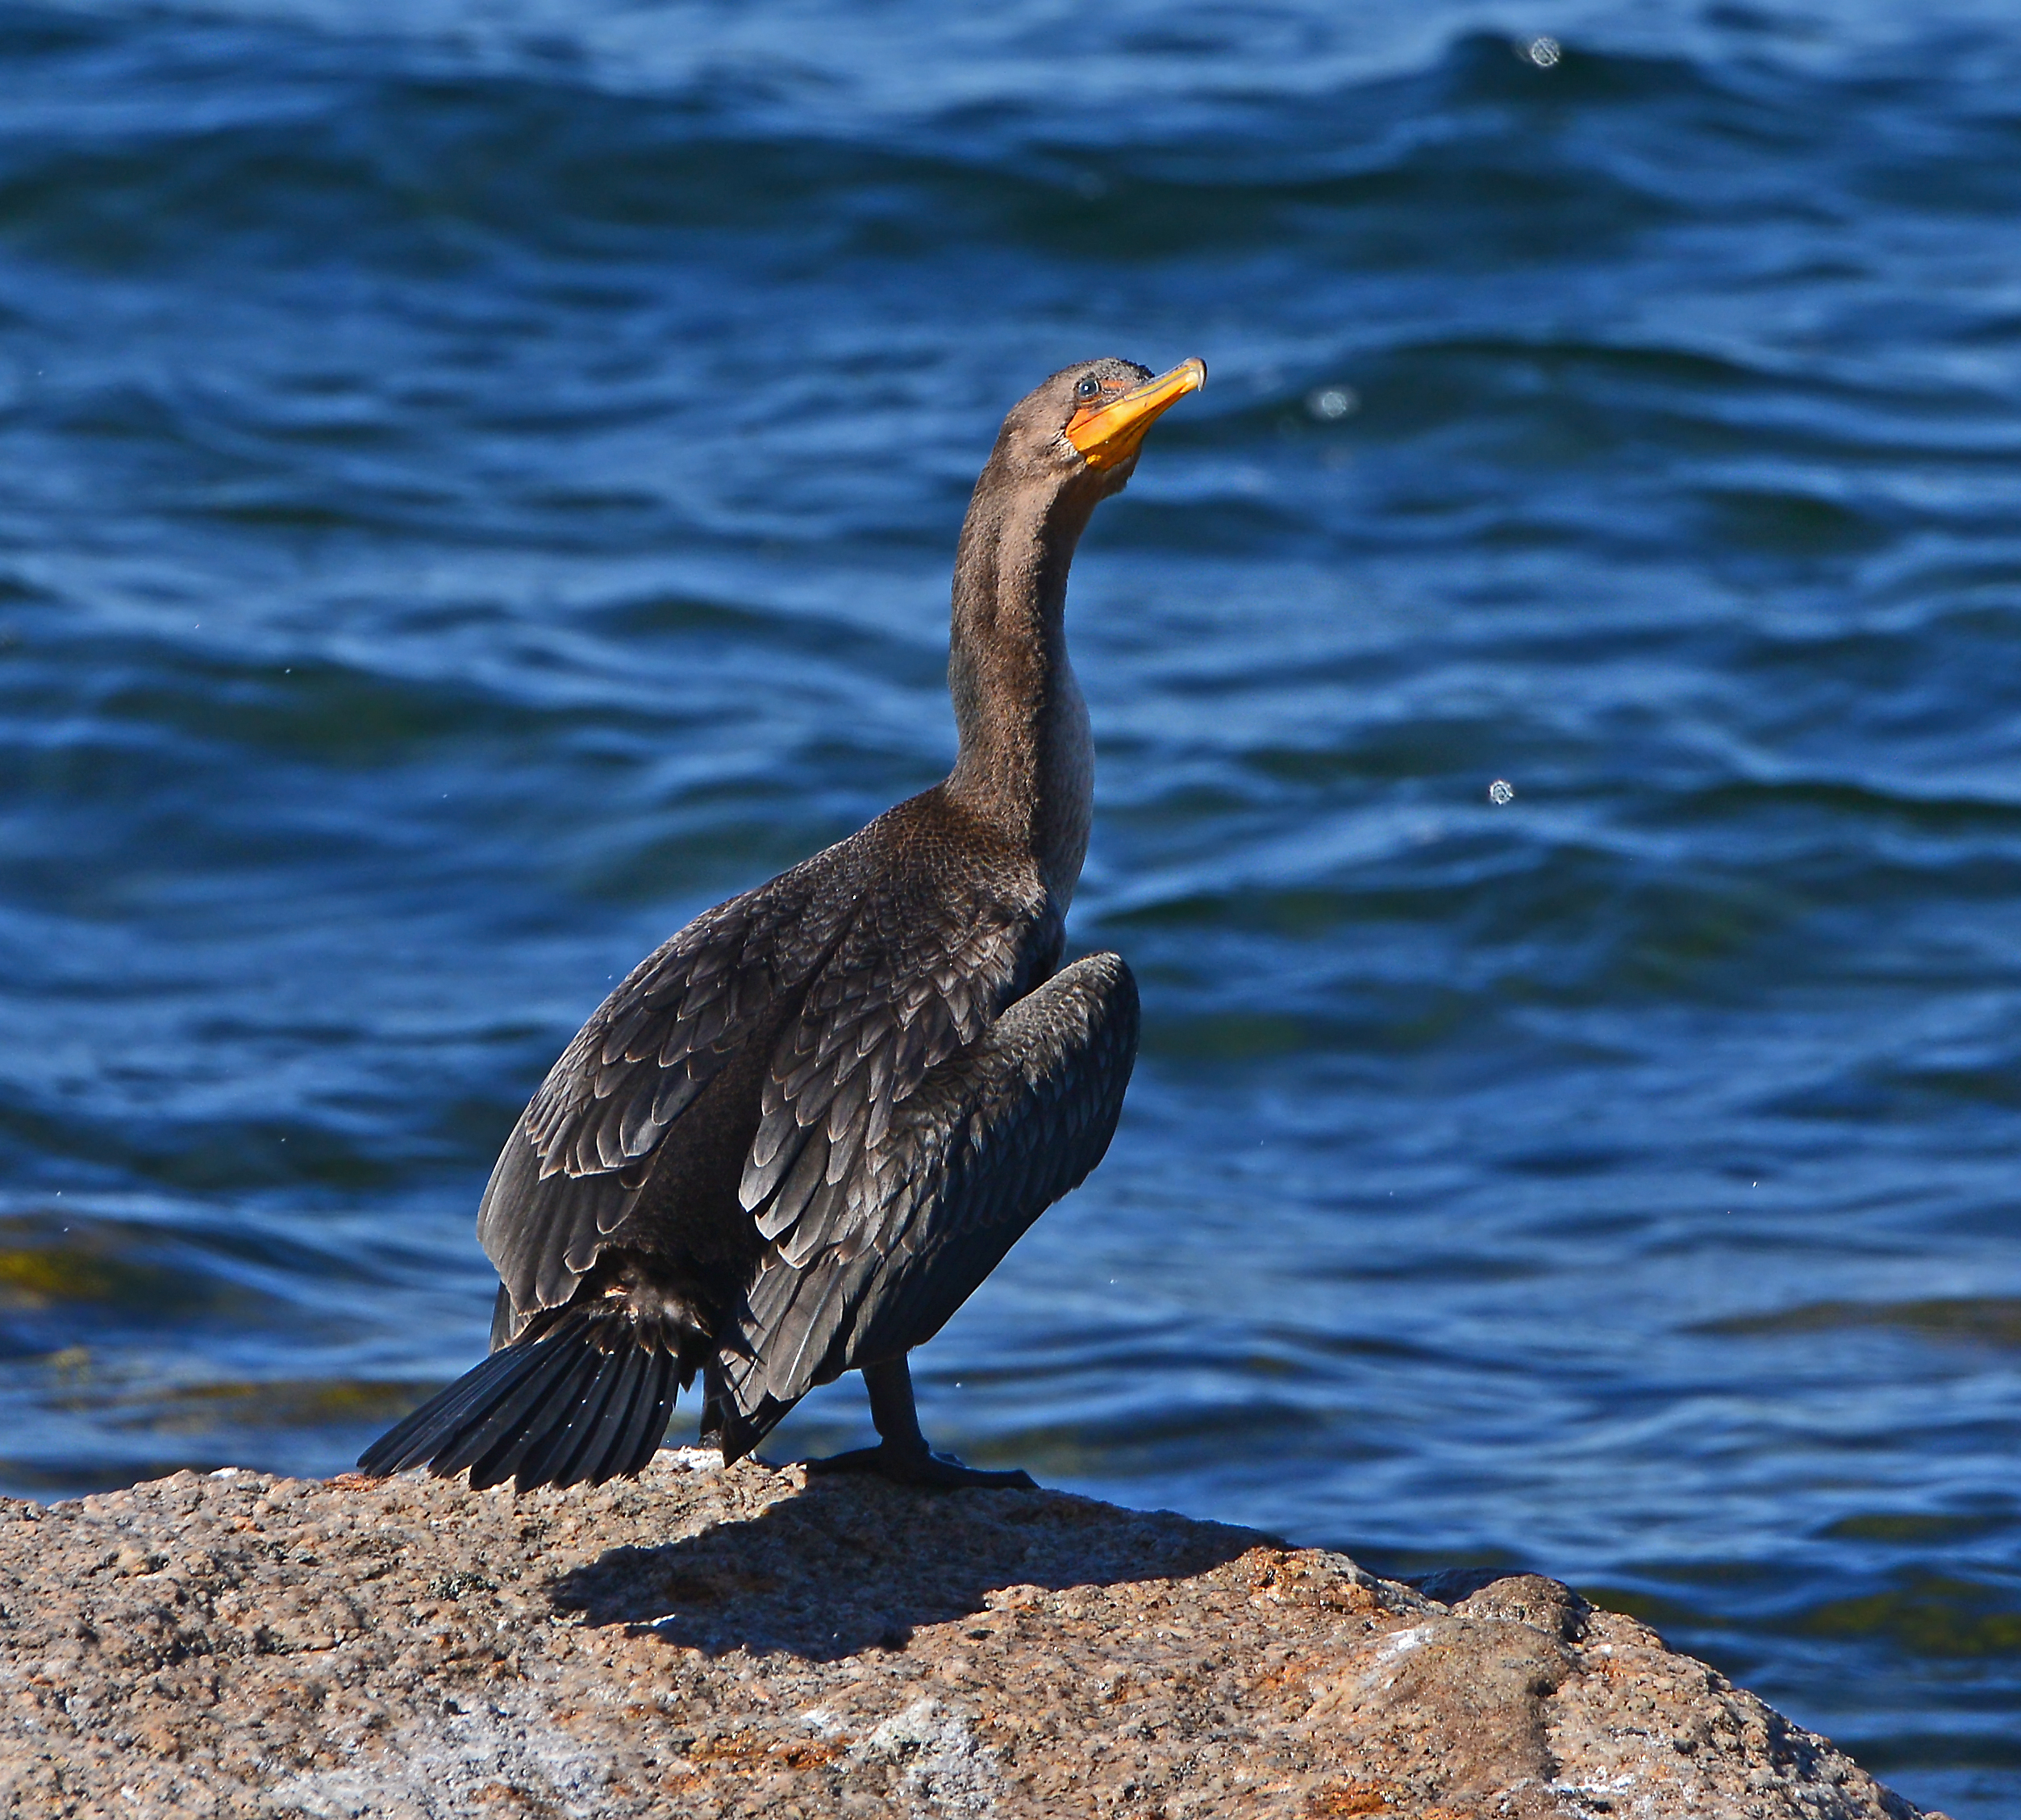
[0,1451,1936,1819]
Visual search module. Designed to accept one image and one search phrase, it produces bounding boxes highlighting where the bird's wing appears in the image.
[715,949,1140,1438]
[477,854,852,1322]
[734,868,1045,1264]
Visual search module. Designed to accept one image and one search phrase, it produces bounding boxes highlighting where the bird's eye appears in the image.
[1074,376,1102,402]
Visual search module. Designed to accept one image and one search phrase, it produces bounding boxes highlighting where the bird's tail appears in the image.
[358,1308,684,1492]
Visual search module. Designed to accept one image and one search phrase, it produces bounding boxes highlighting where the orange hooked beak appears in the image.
[1065,357,1207,470]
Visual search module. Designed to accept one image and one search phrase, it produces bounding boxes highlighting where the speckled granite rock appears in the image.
[0,1452,1938,1819]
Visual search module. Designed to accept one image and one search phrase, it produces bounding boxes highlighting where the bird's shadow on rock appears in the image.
[548,1474,1260,1663]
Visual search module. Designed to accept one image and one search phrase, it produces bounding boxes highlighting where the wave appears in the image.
[4,8,2017,280]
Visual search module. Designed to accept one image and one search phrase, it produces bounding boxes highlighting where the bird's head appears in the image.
[990,356,1206,495]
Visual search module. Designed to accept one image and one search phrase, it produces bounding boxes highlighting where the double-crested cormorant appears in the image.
[360,356,1205,1493]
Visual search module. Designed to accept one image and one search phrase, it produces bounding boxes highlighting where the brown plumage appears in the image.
[360,355,1203,1492]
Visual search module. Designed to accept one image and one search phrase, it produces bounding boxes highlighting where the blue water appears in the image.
[3,0,2019,1809]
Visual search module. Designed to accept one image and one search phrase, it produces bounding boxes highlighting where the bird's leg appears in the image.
[803,1356,1036,1490]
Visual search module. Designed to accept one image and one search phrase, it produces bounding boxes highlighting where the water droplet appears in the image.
[1488,779,1515,805]
[1306,385,1359,421]
[1526,35,1561,68]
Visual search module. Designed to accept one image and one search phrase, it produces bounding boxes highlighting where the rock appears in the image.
[0,1452,1939,1819]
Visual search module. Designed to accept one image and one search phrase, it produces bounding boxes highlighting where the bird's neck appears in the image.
[943,466,1099,909]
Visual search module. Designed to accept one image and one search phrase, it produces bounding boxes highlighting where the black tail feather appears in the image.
[427,1331,584,1477]
[581,1347,662,1484]
[359,1338,552,1478]
[588,1347,652,1483]
[357,1310,681,1492]
[579,1346,656,1485]
[469,1337,610,1490]
[534,1344,631,1489]
[612,1349,677,1478]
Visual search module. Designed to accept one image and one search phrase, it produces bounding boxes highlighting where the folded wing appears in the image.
[710,949,1140,1456]
[477,853,852,1327]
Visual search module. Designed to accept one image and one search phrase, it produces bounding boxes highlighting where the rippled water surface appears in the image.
[4,0,2020,1809]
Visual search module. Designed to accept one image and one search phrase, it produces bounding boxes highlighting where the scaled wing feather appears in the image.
[477,854,852,1327]
[719,949,1140,1425]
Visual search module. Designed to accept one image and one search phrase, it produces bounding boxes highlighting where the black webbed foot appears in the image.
[804,1441,1036,1491]
[801,1356,1038,1489]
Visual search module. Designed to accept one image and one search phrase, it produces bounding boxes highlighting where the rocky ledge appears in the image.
[0,1452,1935,1820]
